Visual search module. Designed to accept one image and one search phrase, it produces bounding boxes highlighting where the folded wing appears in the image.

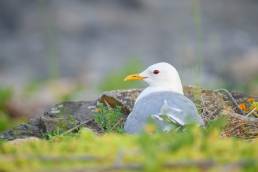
[124,91,204,133]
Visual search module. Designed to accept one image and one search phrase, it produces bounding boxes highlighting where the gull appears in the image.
[123,62,204,133]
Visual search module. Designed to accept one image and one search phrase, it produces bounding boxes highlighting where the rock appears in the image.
[41,101,98,132]
[99,89,142,114]
[0,86,257,140]
[0,101,99,141]
[0,119,42,141]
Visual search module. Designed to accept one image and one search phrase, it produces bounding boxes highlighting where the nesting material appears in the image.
[101,86,258,139]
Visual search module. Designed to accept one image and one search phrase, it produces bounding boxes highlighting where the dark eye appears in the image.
[153,70,160,75]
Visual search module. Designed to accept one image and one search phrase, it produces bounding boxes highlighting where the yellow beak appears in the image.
[124,73,145,81]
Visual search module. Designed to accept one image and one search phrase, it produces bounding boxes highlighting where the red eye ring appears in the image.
[153,70,160,75]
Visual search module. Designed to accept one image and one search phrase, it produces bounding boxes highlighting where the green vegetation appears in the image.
[0,112,11,132]
[94,103,124,133]
[0,86,12,110]
[0,56,257,171]
[42,105,79,139]
[42,116,78,140]
[0,123,257,172]
[43,127,64,140]
[0,87,14,132]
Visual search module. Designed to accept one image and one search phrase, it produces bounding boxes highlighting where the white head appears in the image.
[124,62,184,94]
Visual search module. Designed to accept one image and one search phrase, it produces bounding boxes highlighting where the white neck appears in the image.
[135,85,184,103]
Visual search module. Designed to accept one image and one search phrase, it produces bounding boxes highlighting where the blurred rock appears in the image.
[1,86,257,140]
[0,100,98,140]
[4,79,85,119]
[0,0,258,94]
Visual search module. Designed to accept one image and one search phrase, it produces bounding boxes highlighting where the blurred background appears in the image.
[0,0,258,130]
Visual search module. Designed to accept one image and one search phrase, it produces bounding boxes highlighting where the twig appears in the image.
[60,119,92,136]
[222,110,258,123]
[110,117,124,131]
[246,107,257,117]
[215,89,245,115]
[103,99,113,110]
[224,122,245,135]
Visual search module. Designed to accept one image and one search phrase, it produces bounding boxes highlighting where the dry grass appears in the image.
[192,88,258,139]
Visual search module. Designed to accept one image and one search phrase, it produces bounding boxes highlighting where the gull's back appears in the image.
[124,91,204,133]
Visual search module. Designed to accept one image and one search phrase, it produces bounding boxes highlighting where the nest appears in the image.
[100,86,258,139]
[185,87,258,139]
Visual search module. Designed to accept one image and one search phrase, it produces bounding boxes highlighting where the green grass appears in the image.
[94,103,124,133]
[0,112,12,132]
[0,87,12,110]
[0,86,15,132]
[0,124,257,172]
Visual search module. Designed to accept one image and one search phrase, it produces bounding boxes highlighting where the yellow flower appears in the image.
[95,108,100,113]
[250,102,258,112]
[247,97,255,103]
[144,124,156,134]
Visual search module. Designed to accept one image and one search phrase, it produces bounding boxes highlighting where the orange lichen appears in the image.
[239,103,248,112]
[239,98,258,114]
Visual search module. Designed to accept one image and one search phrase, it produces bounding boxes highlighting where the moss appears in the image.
[0,125,257,172]
[0,112,11,132]
[42,104,79,139]
[0,87,13,110]
[42,115,78,139]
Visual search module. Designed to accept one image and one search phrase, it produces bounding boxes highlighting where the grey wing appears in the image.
[124,95,164,133]
[124,112,143,134]
[159,99,204,126]
[124,91,204,134]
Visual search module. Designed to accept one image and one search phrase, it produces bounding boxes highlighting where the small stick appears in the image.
[215,89,245,115]
[60,119,92,136]
[110,118,124,131]
[246,107,257,117]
